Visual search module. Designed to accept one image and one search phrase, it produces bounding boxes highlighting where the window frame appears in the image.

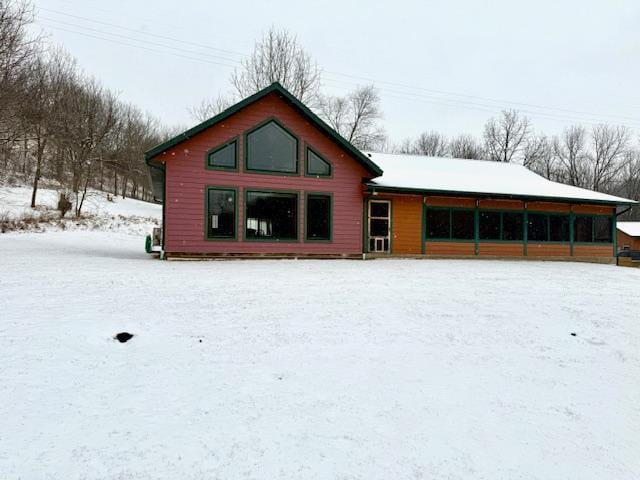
[304,192,333,243]
[425,207,475,242]
[243,188,300,242]
[205,138,238,171]
[574,214,613,245]
[524,211,571,243]
[304,145,332,178]
[244,118,300,176]
[204,185,238,241]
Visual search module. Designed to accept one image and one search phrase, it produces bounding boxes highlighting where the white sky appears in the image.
[32,0,640,144]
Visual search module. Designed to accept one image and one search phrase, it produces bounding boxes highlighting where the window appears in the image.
[206,188,236,238]
[245,191,298,240]
[426,208,474,240]
[528,213,548,242]
[502,212,524,240]
[574,216,593,242]
[451,210,475,240]
[306,148,331,177]
[206,140,236,170]
[479,211,501,240]
[246,121,298,173]
[426,209,450,239]
[594,217,612,243]
[574,215,612,243]
[306,194,331,241]
[549,215,570,242]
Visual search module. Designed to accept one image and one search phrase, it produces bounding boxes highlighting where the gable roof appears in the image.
[617,222,640,237]
[365,152,638,206]
[144,82,383,177]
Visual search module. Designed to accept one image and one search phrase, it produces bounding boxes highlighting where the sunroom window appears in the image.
[245,191,298,240]
[246,121,298,173]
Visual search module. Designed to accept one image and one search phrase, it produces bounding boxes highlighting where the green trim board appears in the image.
[243,117,300,176]
[145,82,383,177]
[242,188,301,243]
[205,138,238,171]
[204,186,238,241]
[304,191,333,242]
[366,185,637,207]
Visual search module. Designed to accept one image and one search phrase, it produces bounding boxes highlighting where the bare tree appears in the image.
[320,85,386,150]
[483,109,531,163]
[414,131,448,157]
[0,0,40,147]
[53,75,118,216]
[230,27,321,107]
[449,133,484,159]
[589,124,630,191]
[522,134,549,168]
[552,125,588,187]
[188,93,233,122]
[615,151,640,219]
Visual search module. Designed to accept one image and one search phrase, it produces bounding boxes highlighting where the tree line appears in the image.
[394,111,640,218]
[0,0,168,216]
[2,2,638,220]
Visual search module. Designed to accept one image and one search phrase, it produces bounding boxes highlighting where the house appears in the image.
[617,222,640,251]
[145,82,637,260]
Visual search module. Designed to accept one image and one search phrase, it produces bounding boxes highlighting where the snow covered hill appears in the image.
[0,185,161,235]
[0,229,639,479]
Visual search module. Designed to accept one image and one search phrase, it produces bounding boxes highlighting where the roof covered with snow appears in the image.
[365,152,636,206]
[617,222,640,237]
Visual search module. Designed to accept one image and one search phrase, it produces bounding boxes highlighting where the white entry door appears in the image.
[368,200,390,253]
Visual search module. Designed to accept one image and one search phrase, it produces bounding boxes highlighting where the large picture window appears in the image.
[306,194,331,241]
[245,191,298,240]
[246,121,298,173]
[206,187,236,239]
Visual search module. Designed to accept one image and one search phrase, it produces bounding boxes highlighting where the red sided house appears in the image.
[146,82,637,260]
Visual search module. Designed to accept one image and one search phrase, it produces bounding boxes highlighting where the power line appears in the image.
[38,7,247,59]
[36,9,640,130]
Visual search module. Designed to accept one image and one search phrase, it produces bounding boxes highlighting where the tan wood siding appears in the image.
[479,243,524,256]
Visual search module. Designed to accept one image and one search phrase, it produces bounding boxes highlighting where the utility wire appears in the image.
[36,10,640,129]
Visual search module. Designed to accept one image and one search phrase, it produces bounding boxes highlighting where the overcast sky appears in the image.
[33,0,640,144]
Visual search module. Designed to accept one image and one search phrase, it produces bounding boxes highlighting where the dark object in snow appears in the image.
[199,339,202,343]
[571,333,577,337]
[115,332,134,343]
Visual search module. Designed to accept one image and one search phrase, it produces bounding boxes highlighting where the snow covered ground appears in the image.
[1,228,639,479]
[0,186,161,235]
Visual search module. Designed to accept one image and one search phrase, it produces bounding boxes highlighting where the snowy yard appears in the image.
[1,230,639,480]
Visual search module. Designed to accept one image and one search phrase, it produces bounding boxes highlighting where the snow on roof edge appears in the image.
[617,222,640,237]
[364,151,637,206]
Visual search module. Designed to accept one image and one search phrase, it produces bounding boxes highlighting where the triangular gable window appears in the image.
[306,148,331,177]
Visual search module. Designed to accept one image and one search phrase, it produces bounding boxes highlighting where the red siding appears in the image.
[157,92,371,255]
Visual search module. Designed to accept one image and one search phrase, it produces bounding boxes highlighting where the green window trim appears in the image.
[574,214,614,244]
[205,138,238,171]
[425,206,475,241]
[204,186,238,240]
[244,118,300,176]
[243,188,300,242]
[304,146,332,178]
[304,192,333,242]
